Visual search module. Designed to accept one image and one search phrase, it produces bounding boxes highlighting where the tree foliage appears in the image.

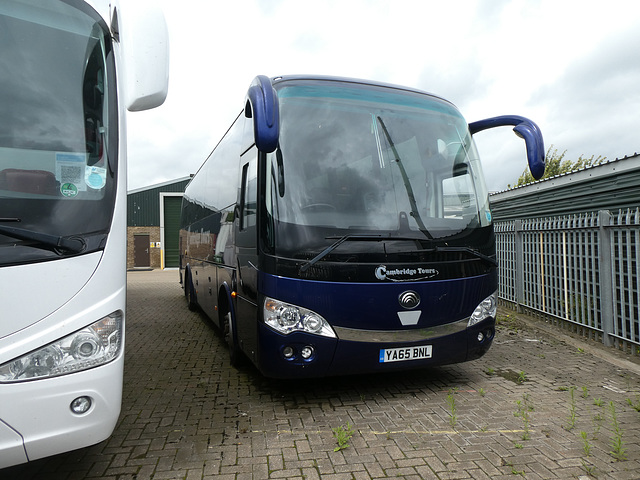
[513,146,606,188]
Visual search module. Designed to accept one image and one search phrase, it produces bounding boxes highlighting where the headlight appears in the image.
[263,297,336,338]
[0,311,123,383]
[468,293,497,327]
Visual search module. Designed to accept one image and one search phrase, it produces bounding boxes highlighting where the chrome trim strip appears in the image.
[333,317,469,343]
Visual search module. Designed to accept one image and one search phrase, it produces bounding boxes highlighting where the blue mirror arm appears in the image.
[468,115,545,180]
[246,75,279,153]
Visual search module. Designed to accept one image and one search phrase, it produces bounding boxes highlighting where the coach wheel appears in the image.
[224,311,241,366]
[185,273,197,311]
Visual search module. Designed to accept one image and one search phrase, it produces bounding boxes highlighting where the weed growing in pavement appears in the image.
[581,460,596,477]
[486,367,495,375]
[592,409,605,439]
[580,431,592,456]
[502,459,524,475]
[522,393,534,409]
[514,394,533,441]
[579,429,596,477]
[446,390,457,428]
[589,393,607,443]
[497,313,519,333]
[509,463,525,476]
[608,402,626,461]
[588,416,605,471]
[581,386,589,398]
[566,386,577,430]
[627,395,640,413]
[516,371,527,384]
[332,422,354,452]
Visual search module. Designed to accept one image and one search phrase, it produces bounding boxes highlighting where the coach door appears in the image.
[235,153,259,357]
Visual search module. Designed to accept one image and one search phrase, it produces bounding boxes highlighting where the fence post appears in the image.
[515,219,524,313]
[598,210,614,347]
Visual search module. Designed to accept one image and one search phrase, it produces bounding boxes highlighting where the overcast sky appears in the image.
[126,0,640,193]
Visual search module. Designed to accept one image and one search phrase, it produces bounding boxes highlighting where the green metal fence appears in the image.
[495,208,640,354]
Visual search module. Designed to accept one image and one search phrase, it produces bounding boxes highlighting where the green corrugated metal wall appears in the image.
[490,155,640,220]
[127,178,190,226]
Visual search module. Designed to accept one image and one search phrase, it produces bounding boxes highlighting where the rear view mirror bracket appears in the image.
[469,115,545,180]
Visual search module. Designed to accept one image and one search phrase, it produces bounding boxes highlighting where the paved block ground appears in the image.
[3,269,640,480]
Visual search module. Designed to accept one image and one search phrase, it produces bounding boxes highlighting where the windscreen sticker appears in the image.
[85,165,107,189]
[55,153,87,193]
[60,182,78,197]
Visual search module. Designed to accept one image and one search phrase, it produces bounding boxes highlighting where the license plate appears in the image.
[379,345,432,363]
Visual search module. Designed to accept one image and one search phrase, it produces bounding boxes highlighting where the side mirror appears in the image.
[246,75,279,153]
[468,115,545,180]
[115,2,170,112]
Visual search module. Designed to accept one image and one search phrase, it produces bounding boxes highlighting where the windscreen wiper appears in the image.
[376,116,432,239]
[299,234,424,273]
[298,235,497,273]
[435,245,498,267]
[0,224,86,254]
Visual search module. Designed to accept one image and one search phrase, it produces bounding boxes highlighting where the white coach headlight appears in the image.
[0,311,123,383]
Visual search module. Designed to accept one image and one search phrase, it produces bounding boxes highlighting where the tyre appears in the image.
[224,311,242,366]
[185,273,197,311]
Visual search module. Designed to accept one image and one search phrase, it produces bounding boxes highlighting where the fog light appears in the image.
[70,396,92,414]
[300,346,314,359]
[282,346,295,359]
[477,332,485,342]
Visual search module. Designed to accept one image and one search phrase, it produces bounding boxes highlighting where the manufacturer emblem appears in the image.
[398,290,420,310]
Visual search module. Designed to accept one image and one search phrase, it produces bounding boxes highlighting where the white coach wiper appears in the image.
[299,234,424,274]
[0,224,86,254]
